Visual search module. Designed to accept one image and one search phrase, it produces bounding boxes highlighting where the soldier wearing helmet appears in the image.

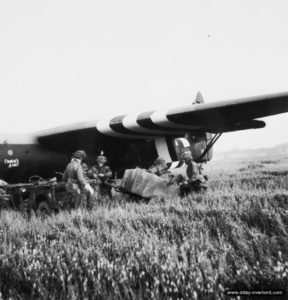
[148,157,170,177]
[62,150,94,209]
[180,150,208,194]
[182,150,193,162]
[87,152,113,199]
[181,151,200,182]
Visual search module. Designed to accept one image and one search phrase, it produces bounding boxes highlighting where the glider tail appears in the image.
[194,91,204,104]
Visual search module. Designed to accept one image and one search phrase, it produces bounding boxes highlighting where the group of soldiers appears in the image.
[62,150,113,209]
[62,149,208,209]
[147,151,208,195]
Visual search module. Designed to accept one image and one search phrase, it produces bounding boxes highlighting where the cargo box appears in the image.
[122,168,179,198]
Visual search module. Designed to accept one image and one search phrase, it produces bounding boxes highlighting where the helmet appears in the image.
[182,151,192,160]
[72,150,87,161]
[97,151,107,164]
[154,157,166,166]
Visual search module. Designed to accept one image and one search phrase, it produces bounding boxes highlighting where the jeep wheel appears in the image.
[37,201,52,215]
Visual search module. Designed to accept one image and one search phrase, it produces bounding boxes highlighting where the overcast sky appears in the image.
[0,0,288,151]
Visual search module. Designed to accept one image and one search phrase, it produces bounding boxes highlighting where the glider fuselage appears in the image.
[0,132,211,183]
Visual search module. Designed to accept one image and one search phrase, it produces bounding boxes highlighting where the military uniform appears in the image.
[81,162,94,210]
[180,151,208,194]
[81,163,89,179]
[148,157,172,180]
[87,154,113,200]
[62,151,93,209]
[185,160,200,182]
[148,165,164,177]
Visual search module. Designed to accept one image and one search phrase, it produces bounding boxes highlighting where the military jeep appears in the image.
[0,176,66,214]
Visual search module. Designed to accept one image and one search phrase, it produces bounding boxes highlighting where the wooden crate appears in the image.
[122,168,179,198]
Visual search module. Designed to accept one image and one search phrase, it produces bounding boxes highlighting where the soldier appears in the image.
[62,150,94,209]
[87,152,113,199]
[181,150,208,193]
[148,157,171,178]
[81,163,89,179]
[81,162,94,209]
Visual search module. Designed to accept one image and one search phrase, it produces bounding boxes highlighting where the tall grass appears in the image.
[0,156,287,299]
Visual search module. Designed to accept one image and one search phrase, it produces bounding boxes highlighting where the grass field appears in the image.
[0,155,288,299]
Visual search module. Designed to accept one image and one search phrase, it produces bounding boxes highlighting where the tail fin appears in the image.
[194,91,204,104]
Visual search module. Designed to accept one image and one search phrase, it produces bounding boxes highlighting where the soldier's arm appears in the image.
[87,167,96,179]
[198,163,204,174]
[104,167,113,179]
[76,165,88,187]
